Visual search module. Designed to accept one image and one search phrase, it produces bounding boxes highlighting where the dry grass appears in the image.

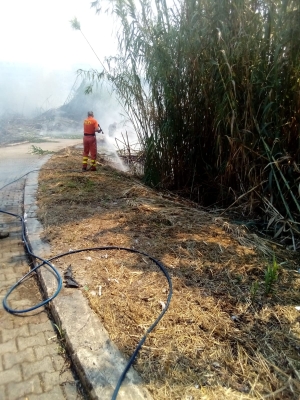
[37,147,300,400]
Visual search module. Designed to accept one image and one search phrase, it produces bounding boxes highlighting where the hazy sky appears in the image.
[0,0,117,70]
[0,0,120,115]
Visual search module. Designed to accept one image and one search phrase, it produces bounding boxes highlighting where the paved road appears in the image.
[0,139,84,399]
[0,140,81,190]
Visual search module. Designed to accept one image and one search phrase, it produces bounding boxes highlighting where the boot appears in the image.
[82,156,88,171]
[0,231,9,239]
[90,166,97,171]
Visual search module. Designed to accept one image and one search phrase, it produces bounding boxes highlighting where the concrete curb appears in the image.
[24,171,153,400]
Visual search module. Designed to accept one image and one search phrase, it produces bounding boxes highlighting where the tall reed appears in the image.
[89,0,300,240]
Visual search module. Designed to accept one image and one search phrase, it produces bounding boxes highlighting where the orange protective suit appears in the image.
[82,116,99,171]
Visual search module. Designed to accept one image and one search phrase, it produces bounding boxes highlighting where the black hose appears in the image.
[1,170,173,399]
[2,211,63,314]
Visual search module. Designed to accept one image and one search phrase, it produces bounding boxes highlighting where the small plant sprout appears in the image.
[250,280,259,301]
[264,254,280,295]
[53,323,65,339]
[31,145,54,155]
[53,323,66,355]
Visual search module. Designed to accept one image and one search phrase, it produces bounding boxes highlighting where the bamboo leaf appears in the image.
[274,225,284,238]
[267,215,277,229]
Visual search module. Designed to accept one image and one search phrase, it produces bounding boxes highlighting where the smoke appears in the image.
[0,61,140,173]
[0,0,139,176]
[60,78,139,146]
[0,62,77,118]
[92,90,139,173]
[73,83,141,172]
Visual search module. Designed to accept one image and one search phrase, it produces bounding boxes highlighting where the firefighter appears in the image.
[82,111,103,171]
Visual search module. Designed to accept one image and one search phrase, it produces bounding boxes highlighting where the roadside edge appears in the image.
[24,169,153,400]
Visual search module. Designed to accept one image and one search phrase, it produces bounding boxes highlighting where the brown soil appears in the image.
[37,147,300,400]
